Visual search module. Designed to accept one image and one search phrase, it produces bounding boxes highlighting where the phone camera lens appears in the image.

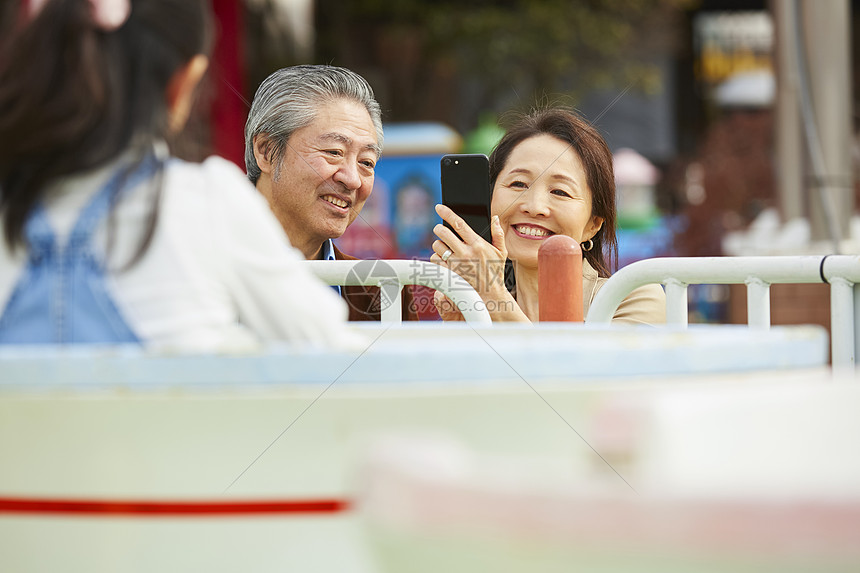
[442,158,452,167]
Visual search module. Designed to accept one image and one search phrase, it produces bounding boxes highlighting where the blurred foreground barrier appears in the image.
[586,255,860,368]
[538,235,583,322]
[360,380,860,572]
[307,259,491,324]
[0,324,828,572]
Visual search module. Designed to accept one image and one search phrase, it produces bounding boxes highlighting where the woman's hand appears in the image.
[433,290,465,321]
[430,204,507,299]
[430,205,528,323]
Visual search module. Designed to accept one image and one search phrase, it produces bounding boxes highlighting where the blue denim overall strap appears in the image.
[0,155,159,344]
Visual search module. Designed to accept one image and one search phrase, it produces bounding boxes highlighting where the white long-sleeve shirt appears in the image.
[0,153,353,351]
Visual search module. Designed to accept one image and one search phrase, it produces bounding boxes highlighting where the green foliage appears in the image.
[341,0,692,109]
[311,0,696,129]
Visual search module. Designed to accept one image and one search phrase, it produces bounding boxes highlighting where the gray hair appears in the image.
[244,65,384,184]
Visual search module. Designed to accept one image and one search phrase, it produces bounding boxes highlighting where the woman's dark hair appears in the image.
[489,108,618,278]
[0,0,211,262]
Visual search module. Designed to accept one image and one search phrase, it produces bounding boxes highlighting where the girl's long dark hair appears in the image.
[490,108,618,279]
[0,0,211,264]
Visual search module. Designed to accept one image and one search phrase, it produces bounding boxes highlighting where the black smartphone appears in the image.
[440,153,492,244]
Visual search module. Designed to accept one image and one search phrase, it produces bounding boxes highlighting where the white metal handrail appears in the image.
[306,259,492,325]
[585,255,860,368]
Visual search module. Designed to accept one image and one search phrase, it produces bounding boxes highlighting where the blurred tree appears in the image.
[315,0,693,130]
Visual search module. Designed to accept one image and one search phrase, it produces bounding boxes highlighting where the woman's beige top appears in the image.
[582,260,666,325]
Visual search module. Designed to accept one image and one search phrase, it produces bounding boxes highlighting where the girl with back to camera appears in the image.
[0,0,352,349]
[432,108,665,324]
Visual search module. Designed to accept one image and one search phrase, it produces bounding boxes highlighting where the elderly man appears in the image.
[245,65,414,321]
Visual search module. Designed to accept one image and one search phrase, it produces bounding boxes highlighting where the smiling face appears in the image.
[490,134,604,270]
[256,98,379,259]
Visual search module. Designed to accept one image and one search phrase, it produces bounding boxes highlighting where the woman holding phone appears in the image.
[431,108,665,324]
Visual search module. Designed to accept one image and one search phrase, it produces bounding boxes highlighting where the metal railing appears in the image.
[306,259,492,325]
[586,255,860,368]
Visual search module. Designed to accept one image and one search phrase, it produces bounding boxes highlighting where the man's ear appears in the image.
[253,135,275,176]
[166,54,209,133]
